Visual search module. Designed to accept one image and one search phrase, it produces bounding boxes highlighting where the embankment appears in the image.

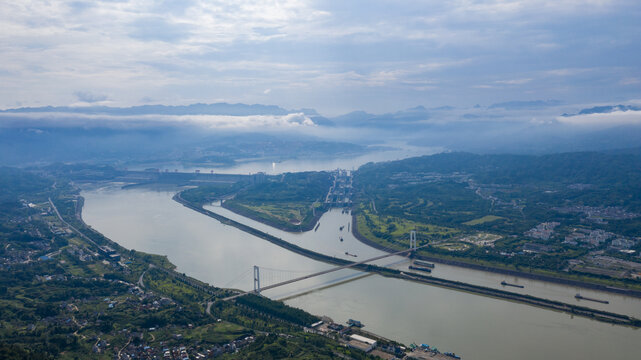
[174,192,641,328]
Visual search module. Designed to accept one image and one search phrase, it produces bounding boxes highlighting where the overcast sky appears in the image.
[1,0,640,115]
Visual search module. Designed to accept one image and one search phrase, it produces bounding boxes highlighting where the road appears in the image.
[117,336,132,359]
[48,197,102,251]
[138,264,155,289]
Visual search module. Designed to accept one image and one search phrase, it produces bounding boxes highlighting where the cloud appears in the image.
[556,110,641,126]
[543,68,595,77]
[620,77,640,85]
[0,1,639,113]
[74,91,109,103]
[472,85,495,89]
[128,16,193,42]
[0,111,316,130]
[495,78,532,85]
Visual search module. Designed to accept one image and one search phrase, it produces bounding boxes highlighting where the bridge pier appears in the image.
[409,230,417,252]
[253,265,260,294]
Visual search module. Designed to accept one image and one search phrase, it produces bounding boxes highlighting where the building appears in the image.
[348,334,377,353]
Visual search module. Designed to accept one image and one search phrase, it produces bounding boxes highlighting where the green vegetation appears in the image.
[179,182,247,205]
[223,171,331,231]
[227,332,373,360]
[179,171,332,231]
[0,167,379,359]
[0,167,53,202]
[352,151,641,288]
[236,294,319,326]
[355,206,459,250]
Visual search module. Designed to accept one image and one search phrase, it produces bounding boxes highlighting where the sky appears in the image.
[1,0,641,115]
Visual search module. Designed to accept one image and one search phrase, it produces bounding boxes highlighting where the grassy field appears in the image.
[239,202,314,225]
[183,322,250,344]
[358,202,459,245]
[433,242,472,251]
[462,215,504,225]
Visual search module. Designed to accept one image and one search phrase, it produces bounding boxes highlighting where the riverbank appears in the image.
[351,213,641,298]
[174,192,641,328]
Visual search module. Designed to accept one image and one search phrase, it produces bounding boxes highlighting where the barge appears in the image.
[409,265,432,273]
[575,293,609,304]
[414,260,435,268]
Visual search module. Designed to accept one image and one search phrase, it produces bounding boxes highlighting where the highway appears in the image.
[49,197,103,251]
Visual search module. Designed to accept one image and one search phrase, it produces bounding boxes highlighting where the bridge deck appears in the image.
[222,245,426,301]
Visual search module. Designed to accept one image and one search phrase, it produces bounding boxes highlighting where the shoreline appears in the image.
[350,213,641,298]
[173,191,641,328]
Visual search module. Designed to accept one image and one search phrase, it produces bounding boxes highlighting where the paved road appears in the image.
[137,264,155,289]
[48,197,102,250]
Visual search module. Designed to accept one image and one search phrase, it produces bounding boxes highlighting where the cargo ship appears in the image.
[409,265,432,273]
[501,281,524,288]
[414,260,435,268]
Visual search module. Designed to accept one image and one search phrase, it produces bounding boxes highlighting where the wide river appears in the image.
[82,185,640,360]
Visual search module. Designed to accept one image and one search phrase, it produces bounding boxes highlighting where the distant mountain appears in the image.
[605,146,641,155]
[357,150,641,186]
[0,102,293,116]
[562,104,641,117]
[329,106,430,128]
[331,110,376,123]
[430,105,455,111]
[0,125,367,166]
[488,100,562,110]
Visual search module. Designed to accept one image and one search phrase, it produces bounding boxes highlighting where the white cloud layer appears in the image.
[0,0,640,113]
[557,110,641,126]
[0,111,316,129]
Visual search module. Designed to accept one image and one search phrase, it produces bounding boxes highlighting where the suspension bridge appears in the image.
[222,231,424,301]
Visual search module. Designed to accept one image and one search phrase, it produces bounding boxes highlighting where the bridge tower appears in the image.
[253,265,260,294]
[409,230,417,251]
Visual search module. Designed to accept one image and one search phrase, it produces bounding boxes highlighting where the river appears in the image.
[130,143,441,175]
[82,185,640,360]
